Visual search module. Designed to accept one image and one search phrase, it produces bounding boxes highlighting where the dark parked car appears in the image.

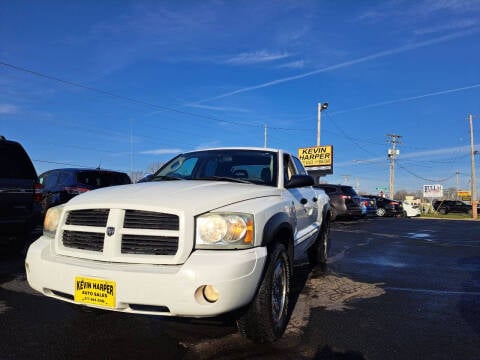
[39,168,131,210]
[0,136,43,253]
[365,195,403,217]
[314,184,362,220]
[432,200,479,215]
[360,196,377,217]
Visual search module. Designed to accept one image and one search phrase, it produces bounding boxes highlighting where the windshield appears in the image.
[152,149,278,186]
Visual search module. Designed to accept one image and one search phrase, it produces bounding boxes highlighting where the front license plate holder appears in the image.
[74,276,116,308]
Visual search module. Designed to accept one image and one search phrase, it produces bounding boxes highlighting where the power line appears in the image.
[396,160,456,182]
[0,60,265,129]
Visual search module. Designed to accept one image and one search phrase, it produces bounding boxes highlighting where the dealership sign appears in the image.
[423,184,443,198]
[298,145,333,175]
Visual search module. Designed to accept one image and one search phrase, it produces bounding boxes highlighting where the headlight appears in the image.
[195,213,254,249]
[44,206,64,238]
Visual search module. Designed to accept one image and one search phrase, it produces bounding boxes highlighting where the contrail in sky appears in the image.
[192,28,479,104]
[330,83,480,115]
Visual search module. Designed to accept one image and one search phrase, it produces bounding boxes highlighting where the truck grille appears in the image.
[66,209,109,227]
[63,230,104,251]
[124,210,179,230]
[60,209,180,259]
[121,235,178,255]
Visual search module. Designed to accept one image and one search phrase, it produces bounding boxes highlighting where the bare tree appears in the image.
[147,161,163,175]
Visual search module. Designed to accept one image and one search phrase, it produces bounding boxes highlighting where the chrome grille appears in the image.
[66,209,109,227]
[121,235,178,255]
[63,230,104,251]
[124,210,179,230]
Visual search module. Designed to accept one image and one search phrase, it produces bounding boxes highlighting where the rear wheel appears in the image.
[308,214,331,265]
[237,243,291,343]
[376,207,386,217]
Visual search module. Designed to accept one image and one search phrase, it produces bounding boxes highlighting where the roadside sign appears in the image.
[423,184,443,198]
[457,190,471,201]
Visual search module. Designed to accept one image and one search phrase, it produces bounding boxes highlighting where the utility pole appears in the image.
[342,174,350,185]
[387,134,402,199]
[317,102,329,146]
[469,114,477,219]
[264,124,267,148]
[456,170,460,200]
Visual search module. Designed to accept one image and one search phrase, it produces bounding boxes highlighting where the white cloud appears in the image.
[0,104,18,114]
[140,148,183,155]
[277,60,305,69]
[224,50,291,65]
[187,104,250,113]
[414,19,478,35]
[337,145,474,167]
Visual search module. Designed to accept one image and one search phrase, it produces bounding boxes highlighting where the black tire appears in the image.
[308,214,331,265]
[330,207,337,221]
[376,207,386,217]
[237,243,291,343]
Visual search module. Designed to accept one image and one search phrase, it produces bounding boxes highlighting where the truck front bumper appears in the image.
[25,236,267,317]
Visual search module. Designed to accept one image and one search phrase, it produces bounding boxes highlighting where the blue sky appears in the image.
[1,0,480,196]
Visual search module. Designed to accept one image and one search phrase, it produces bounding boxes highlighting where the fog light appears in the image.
[203,285,219,303]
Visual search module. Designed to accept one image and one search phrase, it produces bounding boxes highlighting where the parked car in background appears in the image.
[360,196,377,217]
[0,136,43,253]
[365,195,403,217]
[39,168,131,211]
[402,202,421,217]
[432,199,479,215]
[314,184,362,220]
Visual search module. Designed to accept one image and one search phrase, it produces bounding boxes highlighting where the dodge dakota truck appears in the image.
[26,147,331,343]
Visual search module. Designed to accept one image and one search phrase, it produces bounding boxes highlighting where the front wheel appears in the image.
[237,243,291,343]
[439,208,447,215]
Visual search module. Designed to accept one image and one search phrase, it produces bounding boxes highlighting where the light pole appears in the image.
[469,114,477,218]
[317,102,329,146]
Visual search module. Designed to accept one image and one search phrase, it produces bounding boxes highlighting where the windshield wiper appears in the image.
[151,175,183,181]
[195,176,253,184]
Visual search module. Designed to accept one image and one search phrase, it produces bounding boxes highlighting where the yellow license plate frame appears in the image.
[74,277,116,308]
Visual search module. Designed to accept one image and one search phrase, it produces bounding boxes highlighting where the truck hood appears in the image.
[67,180,281,214]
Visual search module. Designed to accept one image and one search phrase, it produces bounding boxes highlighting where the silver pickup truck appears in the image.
[26,147,331,343]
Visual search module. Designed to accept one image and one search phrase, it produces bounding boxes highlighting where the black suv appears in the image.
[314,184,362,220]
[432,200,478,215]
[0,136,43,253]
[39,168,131,211]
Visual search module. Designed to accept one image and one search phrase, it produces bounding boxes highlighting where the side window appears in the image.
[42,172,59,190]
[283,154,297,183]
[292,156,307,175]
[58,172,75,187]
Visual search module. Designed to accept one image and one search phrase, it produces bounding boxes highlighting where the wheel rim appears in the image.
[271,257,287,324]
[322,219,330,258]
[377,208,385,216]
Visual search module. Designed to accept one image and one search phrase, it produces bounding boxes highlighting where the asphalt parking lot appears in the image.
[0,217,479,359]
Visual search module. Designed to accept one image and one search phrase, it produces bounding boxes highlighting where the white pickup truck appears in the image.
[26,147,330,343]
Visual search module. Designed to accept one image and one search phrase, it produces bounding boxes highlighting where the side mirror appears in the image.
[285,174,314,189]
